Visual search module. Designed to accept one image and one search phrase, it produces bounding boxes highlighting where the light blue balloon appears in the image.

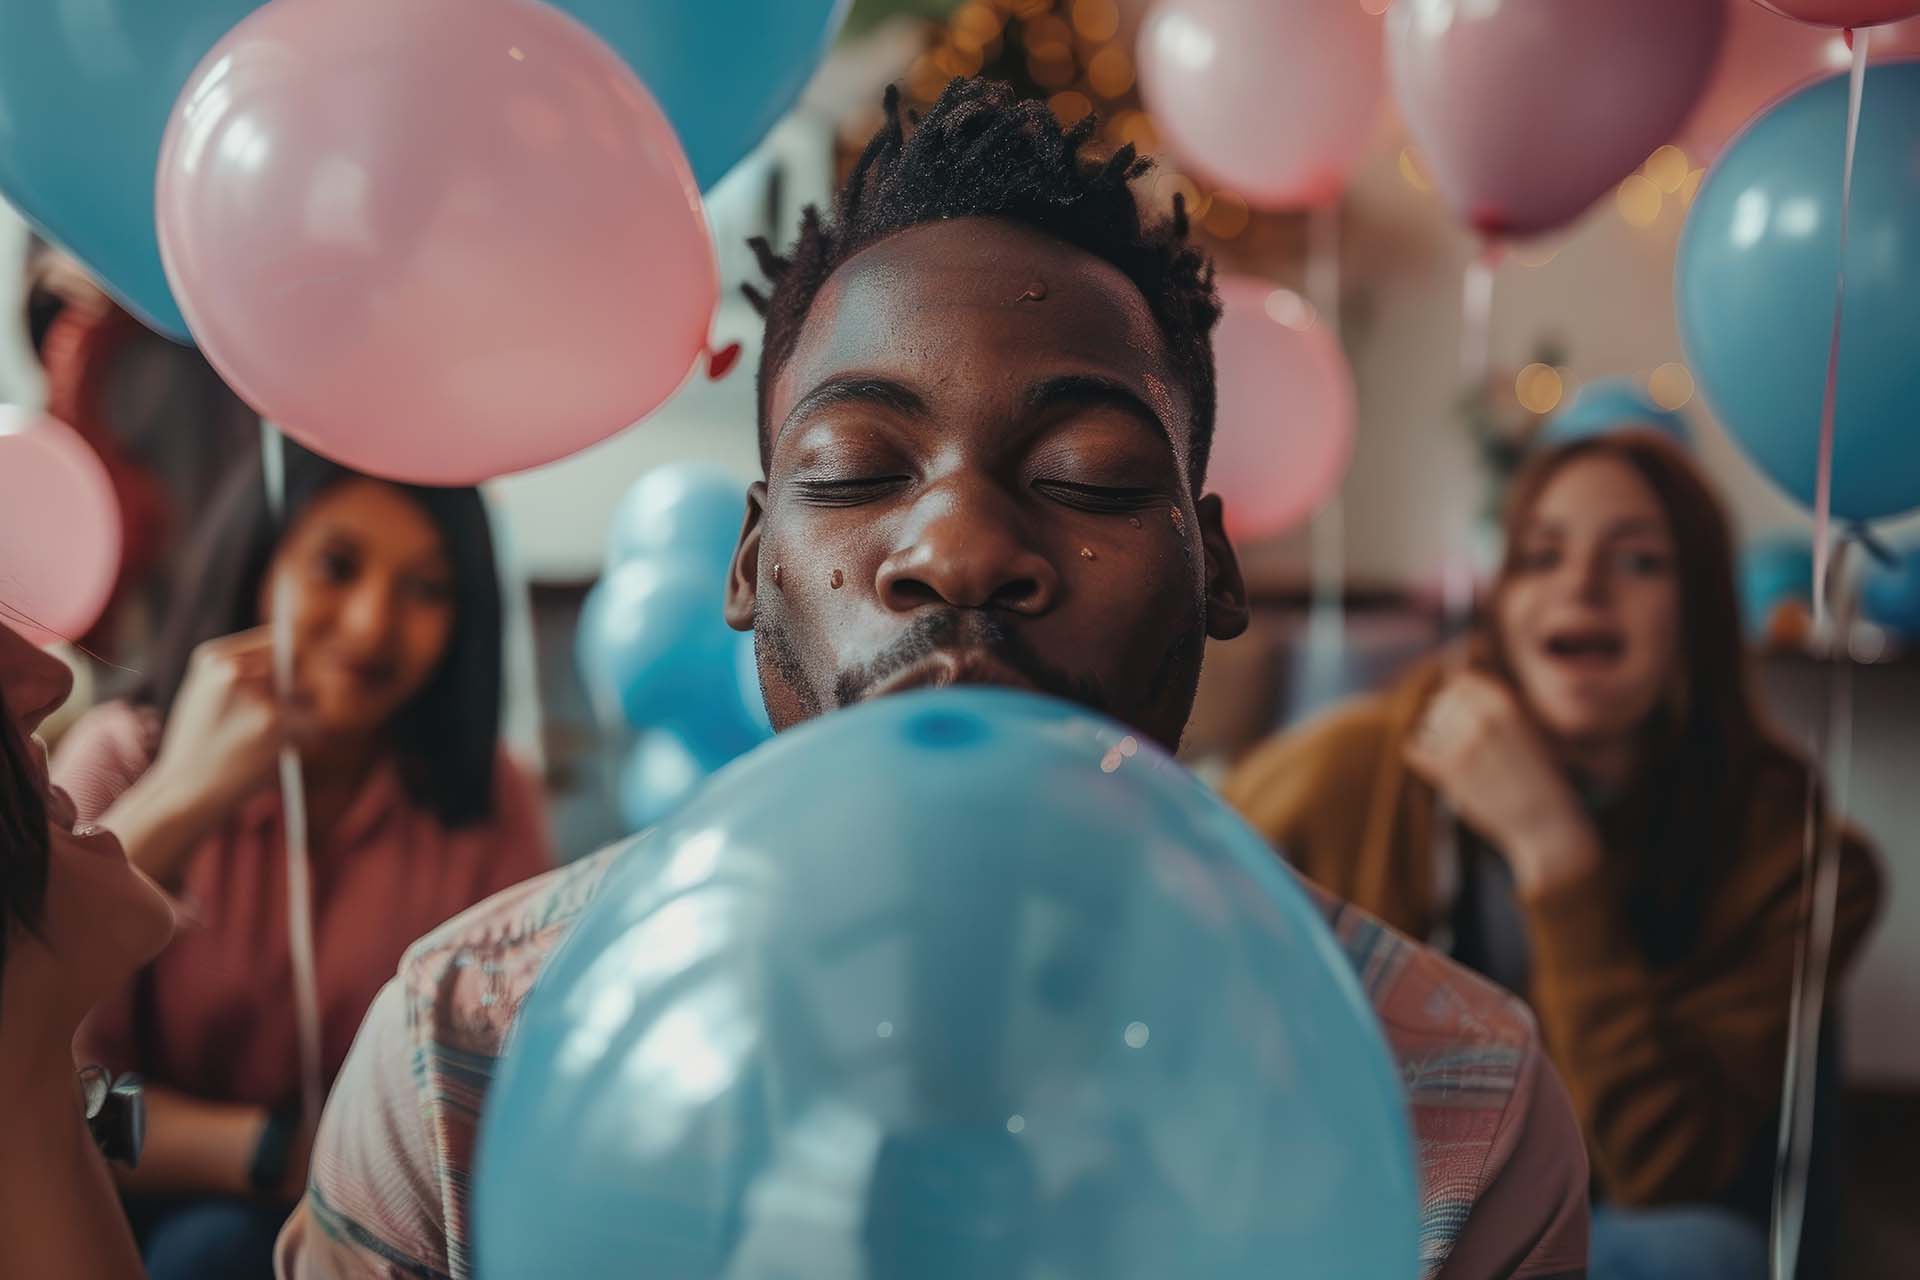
[476,689,1420,1280]
[1739,534,1814,638]
[1862,542,1920,638]
[1542,377,1692,450]
[576,559,738,731]
[0,1,256,338]
[1679,63,1920,524]
[604,462,748,576]
[559,0,849,190]
[616,728,726,832]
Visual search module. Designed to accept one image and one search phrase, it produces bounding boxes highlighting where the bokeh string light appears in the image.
[895,0,1287,244]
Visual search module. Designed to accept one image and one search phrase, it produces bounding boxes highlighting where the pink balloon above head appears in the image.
[0,409,122,647]
[1206,276,1356,544]
[156,0,718,486]
[1758,1,1920,26]
[1387,0,1725,238]
[1137,0,1384,210]
[1682,2,1920,159]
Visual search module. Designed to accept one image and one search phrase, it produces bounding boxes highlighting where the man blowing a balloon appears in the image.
[276,80,1590,1280]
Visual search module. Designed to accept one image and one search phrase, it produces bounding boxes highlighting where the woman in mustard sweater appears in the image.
[1226,430,1880,1280]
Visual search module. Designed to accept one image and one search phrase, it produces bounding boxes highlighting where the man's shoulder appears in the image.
[1303,883,1585,1278]
[392,837,637,1056]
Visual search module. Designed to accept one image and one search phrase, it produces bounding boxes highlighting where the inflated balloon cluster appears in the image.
[0,0,845,643]
[576,464,772,832]
[0,0,845,485]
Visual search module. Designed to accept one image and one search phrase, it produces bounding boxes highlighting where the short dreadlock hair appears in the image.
[744,77,1222,487]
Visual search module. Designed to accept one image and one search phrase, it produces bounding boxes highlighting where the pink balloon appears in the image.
[1759,1,1920,27]
[1207,276,1356,543]
[157,0,718,485]
[1387,0,1725,237]
[1684,2,1920,158]
[0,408,121,647]
[1137,0,1383,210]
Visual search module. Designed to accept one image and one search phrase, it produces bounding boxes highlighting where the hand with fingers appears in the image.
[1404,671,1601,898]
[100,629,315,889]
[148,629,314,821]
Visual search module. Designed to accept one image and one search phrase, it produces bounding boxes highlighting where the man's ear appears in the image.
[724,482,768,632]
[1196,493,1250,641]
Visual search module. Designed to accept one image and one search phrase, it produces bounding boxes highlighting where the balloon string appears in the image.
[1771,541,1858,1280]
[1770,30,1868,1280]
[1811,27,1869,631]
[1457,246,1497,397]
[261,422,325,1135]
[1446,245,1500,628]
[1306,203,1345,655]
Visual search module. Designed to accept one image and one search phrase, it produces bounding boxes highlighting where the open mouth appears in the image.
[1542,628,1625,666]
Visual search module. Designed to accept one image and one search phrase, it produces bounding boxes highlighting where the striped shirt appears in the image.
[276,839,1588,1279]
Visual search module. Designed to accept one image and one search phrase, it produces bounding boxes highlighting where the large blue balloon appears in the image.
[0,1,254,338]
[1679,63,1920,524]
[1542,377,1692,450]
[476,689,1420,1280]
[604,462,748,576]
[561,0,848,189]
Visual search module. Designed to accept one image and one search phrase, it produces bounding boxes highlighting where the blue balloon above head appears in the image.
[604,462,749,577]
[559,0,849,190]
[0,0,257,339]
[475,688,1420,1280]
[1541,378,1692,450]
[1679,62,1920,525]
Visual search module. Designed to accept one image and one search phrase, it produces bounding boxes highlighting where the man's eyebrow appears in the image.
[1024,373,1175,447]
[778,376,928,437]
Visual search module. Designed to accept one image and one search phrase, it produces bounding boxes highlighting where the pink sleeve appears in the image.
[483,752,554,894]
[1438,1041,1591,1279]
[49,701,159,824]
[276,979,450,1280]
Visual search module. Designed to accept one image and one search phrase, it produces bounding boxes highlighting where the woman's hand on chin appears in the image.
[1404,671,1602,898]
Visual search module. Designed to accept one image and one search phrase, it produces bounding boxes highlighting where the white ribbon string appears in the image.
[1810,28,1870,630]
[261,421,325,1134]
[1447,246,1499,628]
[1770,28,1870,1280]
[1306,203,1346,662]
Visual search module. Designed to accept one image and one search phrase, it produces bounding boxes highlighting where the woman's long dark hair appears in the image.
[131,441,504,828]
[0,708,51,1005]
[1478,431,1772,966]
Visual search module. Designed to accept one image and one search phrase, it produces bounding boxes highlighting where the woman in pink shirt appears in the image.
[52,441,553,1279]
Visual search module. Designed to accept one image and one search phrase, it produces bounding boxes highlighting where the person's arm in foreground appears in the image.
[276,979,447,1280]
[1435,1033,1591,1279]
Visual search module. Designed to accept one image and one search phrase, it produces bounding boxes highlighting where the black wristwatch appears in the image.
[77,1065,145,1168]
[249,1106,300,1194]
